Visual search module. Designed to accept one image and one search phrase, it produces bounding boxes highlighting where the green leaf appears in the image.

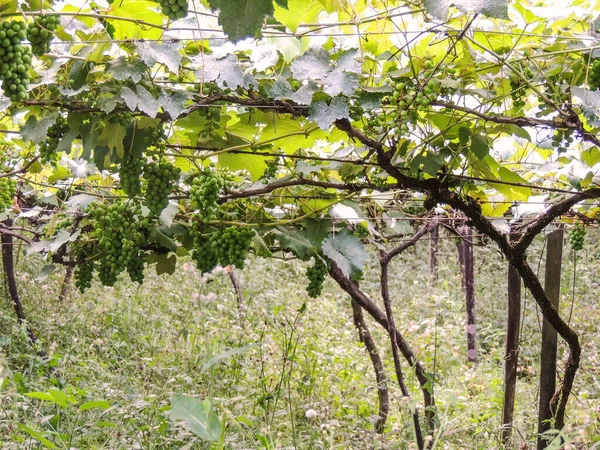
[291,48,331,81]
[106,56,147,83]
[208,0,275,42]
[79,400,111,412]
[69,60,92,90]
[196,54,255,89]
[151,253,177,276]
[137,41,182,73]
[424,0,508,20]
[270,228,315,260]
[120,86,160,118]
[107,1,163,40]
[273,0,321,33]
[322,229,369,279]
[16,423,57,449]
[170,395,222,442]
[309,97,350,130]
[98,122,127,158]
[20,114,59,143]
[470,134,489,160]
[201,343,262,372]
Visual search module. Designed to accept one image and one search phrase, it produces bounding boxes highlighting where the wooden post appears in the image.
[537,227,564,449]
[429,224,439,280]
[463,227,477,363]
[457,237,466,292]
[501,233,522,446]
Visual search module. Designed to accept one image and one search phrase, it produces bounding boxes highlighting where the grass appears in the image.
[0,234,599,449]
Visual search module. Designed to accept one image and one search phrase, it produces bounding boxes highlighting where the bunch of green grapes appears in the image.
[190,220,219,273]
[0,176,16,211]
[39,116,68,163]
[569,224,586,251]
[144,126,167,156]
[211,226,255,269]
[26,15,60,56]
[198,105,222,138]
[158,0,189,20]
[189,167,232,223]
[120,152,145,197]
[551,129,574,154]
[0,20,33,103]
[509,66,534,110]
[588,58,600,90]
[142,161,181,215]
[87,201,149,286]
[306,257,328,298]
[75,261,94,293]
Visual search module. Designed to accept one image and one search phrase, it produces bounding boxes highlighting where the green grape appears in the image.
[589,59,600,91]
[0,20,32,104]
[120,151,145,197]
[569,224,586,251]
[38,116,68,163]
[26,15,60,57]
[190,220,219,273]
[0,176,16,211]
[87,201,149,286]
[189,167,232,223]
[75,261,94,293]
[211,225,255,269]
[158,0,189,20]
[142,160,181,216]
[306,257,328,298]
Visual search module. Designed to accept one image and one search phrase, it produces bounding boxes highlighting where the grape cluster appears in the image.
[569,224,586,251]
[198,105,221,138]
[306,258,328,298]
[588,59,600,91]
[0,20,33,103]
[191,221,255,272]
[39,116,68,163]
[142,161,181,216]
[509,66,534,110]
[120,152,145,197]
[212,226,255,269]
[551,129,574,154]
[75,260,94,293]
[27,15,59,56]
[190,167,232,223]
[0,176,16,211]
[158,0,189,20]
[87,201,150,286]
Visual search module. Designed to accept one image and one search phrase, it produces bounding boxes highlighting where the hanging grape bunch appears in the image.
[26,15,60,56]
[551,129,573,154]
[87,201,150,286]
[120,151,145,197]
[158,0,189,20]
[509,65,534,110]
[74,244,95,293]
[569,224,586,251]
[588,58,600,91]
[0,176,16,211]
[190,220,219,273]
[211,226,255,269]
[39,116,68,163]
[142,160,181,216]
[0,20,32,103]
[306,257,328,298]
[190,167,232,223]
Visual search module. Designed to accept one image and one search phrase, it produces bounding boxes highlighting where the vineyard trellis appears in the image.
[1,0,600,448]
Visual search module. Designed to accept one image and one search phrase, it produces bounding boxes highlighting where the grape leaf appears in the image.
[196,55,256,89]
[107,56,147,83]
[159,90,189,119]
[309,97,350,130]
[208,0,275,42]
[322,229,369,279]
[98,122,127,158]
[119,86,160,118]
[270,228,315,260]
[20,114,59,143]
[424,0,508,20]
[291,48,331,81]
[137,41,182,73]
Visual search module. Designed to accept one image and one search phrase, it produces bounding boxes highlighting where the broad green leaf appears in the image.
[120,86,160,118]
[322,229,369,279]
[273,0,321,33]
[201,343,262,372]
[291,48,331,81]
[149,253,176,276]
[98,122,127,158]
[196,54,255,89]
[270,228,315,260]
[20,114,58,143]
[108,1,163,40]
[208,0,275,42]
[170,395,222,442]
[106,56,147,83]
[470,134,489,160]
[424,0,508,20]
[309,97,350,130]
[137,41,182,73]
